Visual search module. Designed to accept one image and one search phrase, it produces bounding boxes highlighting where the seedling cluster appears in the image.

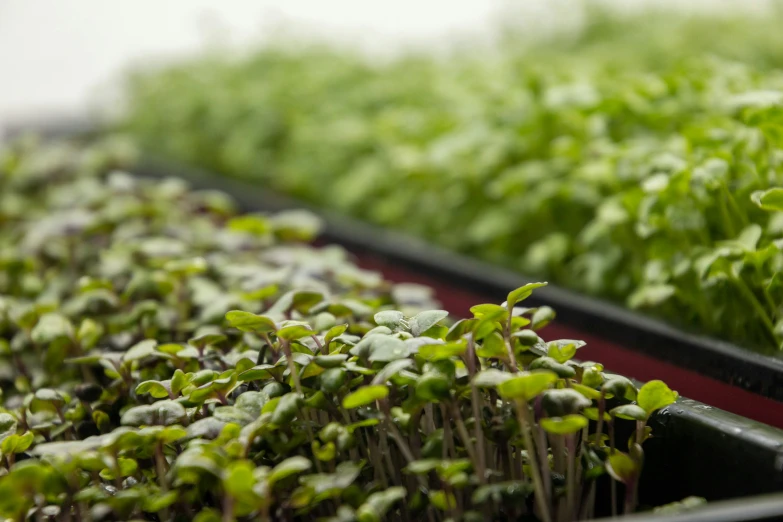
[123,7,783,351]
[0,139,689,520]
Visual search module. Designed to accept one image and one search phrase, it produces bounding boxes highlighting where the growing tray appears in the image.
[5,121,783,521]
[122,155,783,426]
[6,114,783,424]
[111,155,783,520]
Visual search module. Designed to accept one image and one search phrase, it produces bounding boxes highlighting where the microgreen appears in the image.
[0,139,699,520]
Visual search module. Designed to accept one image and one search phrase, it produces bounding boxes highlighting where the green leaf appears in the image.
[541,388,591,416]
[100,457,138,480]
[606,451,639,484]
[418,341,466,361]
[409,310,449,336]
[136,380,172,399]
[472,369,511,388]
[472,481,533,505]
[193,509,221,522]
[239,364,286,382]
[76,319,103,349]
[637,380,678,414]
[429,490,456,511]
[1,431,34,454]
[611,404,649,421]
[415,372,452,402]
[583,407,611,422]
[603,376,638,400]
[30,388,69,412]
[342,385,388,409]
[270,290,324,314]
[144,491,179,513]
[506,282,547,308]
[312,440,336,461]
[314,354,348,368]
[270,393,303,426]
[171,369,189,396]
[628,284,676,309]
[270,210,323,241]
[357,486,406,522]
[497,371,557,400]
[346,418,380,433]
[446,318,476,340]
[123,339,158,362]
[473,316,501,340]
[546,339,585,363]
[163,257,208,276]
[374,310,405,330]
[227,214,270,235]
[367,336,410,363]
[223,460,256,497]
[320,368,347,393]
[529,356,576,378]
[188,333,227,349]
[405,459,442,475]
[372,359,413,385]
[324,324,348,346]
[540,414,589,435]
[653,496,708,515]
[0,413,17,442]
[121,401,186,426]
[277,324,314,341]
[751,188,783,211]
[225,310,276,333]
[31,313,74,345]
[476,332,506,358]
[185,418,227,440]
[469,304,507,318]
[570,382,602,400]
[268,456,312,487]
[531,306,555,330]
[235,391,269,418]
[158,426,188,443]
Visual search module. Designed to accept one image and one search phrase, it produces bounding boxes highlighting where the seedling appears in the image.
[0,139,703,520]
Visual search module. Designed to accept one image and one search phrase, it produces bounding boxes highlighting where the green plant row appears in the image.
[122,6,783,352]
[0,138,694,521]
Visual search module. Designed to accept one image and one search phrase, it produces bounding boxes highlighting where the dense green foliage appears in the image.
[123,6,783,352]
[0,139,686,520]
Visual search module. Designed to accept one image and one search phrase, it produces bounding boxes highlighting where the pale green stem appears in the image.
[516,401,552,522]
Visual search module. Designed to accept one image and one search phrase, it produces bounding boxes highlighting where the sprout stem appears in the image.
[310,334,325,355]
[281,341,302,395]
[596,391,606,439]
[465,336,488,483]
[565,434,577,522]
[734,276,778,345]
[503,308,519,372]
[441,404,455,459]
[609,417,617,518]
[624,477,638,515]
[515,401,552,522]
[451,401,478,468]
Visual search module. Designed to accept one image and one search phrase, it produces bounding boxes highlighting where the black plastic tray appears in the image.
[595,492,783,522]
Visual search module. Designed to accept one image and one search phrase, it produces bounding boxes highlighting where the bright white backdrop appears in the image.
[0,0,770,127]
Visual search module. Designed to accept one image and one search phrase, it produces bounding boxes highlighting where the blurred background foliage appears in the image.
[122,2,783,352]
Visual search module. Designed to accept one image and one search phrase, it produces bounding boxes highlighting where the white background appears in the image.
[0,0,771,127]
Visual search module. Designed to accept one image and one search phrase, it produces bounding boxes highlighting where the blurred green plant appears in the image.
[0,139,691,520]
[122,4,783,352]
